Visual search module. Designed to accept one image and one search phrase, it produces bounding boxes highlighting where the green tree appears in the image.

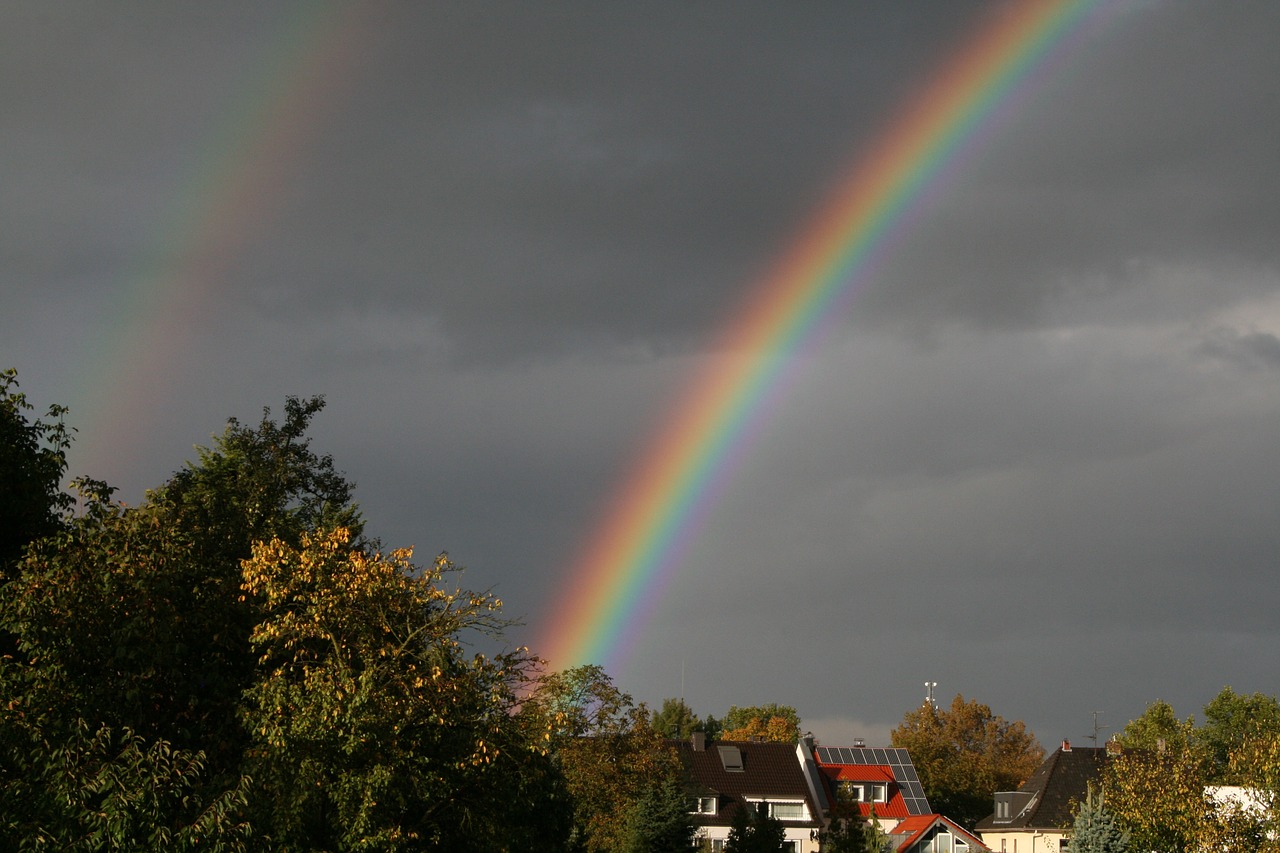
[1200,687,1280,783]
[1204,730,1280,853]
[624,771,697,853]
[530,666,688,853]
[819,813,885,853]
[891,694,1043,829]
[720,704,801,744]
[0,368,72,580]
[0,715,250,851]
[239,527,562,849]
[1115,699,1194,754]
[1103,736,1211,853]
[1067,784,1129,853]
[1,397,359,779]
[724,804,787,853]
[2,393,574,848]
[653,698,703,739]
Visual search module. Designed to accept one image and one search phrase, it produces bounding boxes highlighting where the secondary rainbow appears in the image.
[540,0,1111,673]
[73,1,375,486]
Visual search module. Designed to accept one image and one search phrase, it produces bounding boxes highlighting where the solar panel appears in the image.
[814,745,932,815]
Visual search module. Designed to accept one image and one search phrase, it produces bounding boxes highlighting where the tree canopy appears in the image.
[891,694,1043,829]
[720,704,801,744]
[0,383,574,849]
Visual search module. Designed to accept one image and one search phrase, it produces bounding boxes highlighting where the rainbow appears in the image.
[540,1,1113,672]
[74,1,375,487]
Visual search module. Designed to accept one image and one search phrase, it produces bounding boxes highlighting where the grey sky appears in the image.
[4,1,1279,748]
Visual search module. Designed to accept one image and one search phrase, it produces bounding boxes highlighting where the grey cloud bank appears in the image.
[3,1,1279,746]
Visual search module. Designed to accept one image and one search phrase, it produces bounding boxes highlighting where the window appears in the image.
[837,781,887,803]
[717,745,744,772]
[754,800,807,820]
[690,796,717,815]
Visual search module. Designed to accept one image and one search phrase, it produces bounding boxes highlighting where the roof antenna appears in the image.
[1088,711,1109,746]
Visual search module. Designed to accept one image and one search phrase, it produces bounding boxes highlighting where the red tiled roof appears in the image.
[816,762,911,819]
[825,765,895,783]
[893,814,990,853]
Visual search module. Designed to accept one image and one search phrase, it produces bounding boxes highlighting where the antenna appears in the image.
[1088,711,1109,746]
[924,681,938,709]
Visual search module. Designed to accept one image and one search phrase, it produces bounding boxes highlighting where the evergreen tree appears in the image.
[725,804,787,853]
[1068,785,1129,853]
[625,772,697,853]
[653,698,702,739]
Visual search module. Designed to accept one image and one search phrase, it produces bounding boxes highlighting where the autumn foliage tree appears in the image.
[720,704,801,744]
[891,694,1043,828]
[1104,693,1280,853]
[527,665,693,853]
[0,387,574,849]
[239,528,565,849]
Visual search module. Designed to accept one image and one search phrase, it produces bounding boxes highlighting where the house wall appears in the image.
[977,829,1066,853]
[695,827,820,853]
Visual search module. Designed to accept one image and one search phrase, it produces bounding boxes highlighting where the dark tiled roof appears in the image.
[974,746,1110,832]
[673,739,823,828]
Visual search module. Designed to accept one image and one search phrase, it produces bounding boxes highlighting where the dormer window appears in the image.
[690,795,717,814]
[717,745,744,772]
[837,781,888,803]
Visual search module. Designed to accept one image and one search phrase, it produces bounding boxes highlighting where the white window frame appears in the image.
[748,799,809,821]
[690,795,717,815]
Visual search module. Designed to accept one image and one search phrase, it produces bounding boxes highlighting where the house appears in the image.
[891,814,991,853]
[974,740,1113,853]
[676,733,826,853]
[813,744,934,833]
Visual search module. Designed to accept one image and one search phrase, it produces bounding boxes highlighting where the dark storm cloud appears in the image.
[4,1,1280,747]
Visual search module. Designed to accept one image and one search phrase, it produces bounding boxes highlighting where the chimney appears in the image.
[1106,738,1122,757]
[1061,739,1071,752]
[692,731,707,752]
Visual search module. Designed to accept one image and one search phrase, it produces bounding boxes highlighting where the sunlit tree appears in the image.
[891,694,1043,829]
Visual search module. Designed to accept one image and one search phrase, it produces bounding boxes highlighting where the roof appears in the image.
[974,744,1110,832]
[814,746,932,818]
[673,739,823,828]
[892,814,991,853]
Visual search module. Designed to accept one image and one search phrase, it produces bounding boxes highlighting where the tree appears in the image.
[0,368,72,581]
[1067,784,1129,853]
[528,666,690,853]
[238,527,563,850]
[0,716,251,851]
[0,397,360,779]
[819,813,886,853]
[720,704,801,744]
[2,392,574,848]
[653,698,703,739]
[1103,734,1211,853]
[1200,687,1280,783]
[891,694,1043,829]
[724,804,787,853]
[1115,699,1194,754]
[624,771,698,853]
